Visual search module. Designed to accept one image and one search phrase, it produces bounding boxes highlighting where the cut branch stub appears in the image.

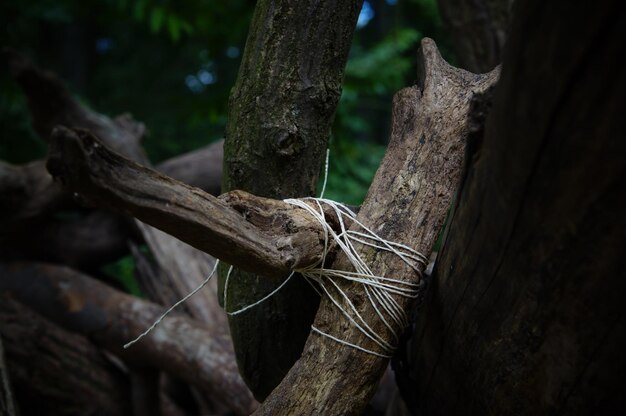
[258,38,500,415]
[46,126,326,277]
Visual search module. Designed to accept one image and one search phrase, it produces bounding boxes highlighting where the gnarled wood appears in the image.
[0,210,133,270]
[157,139,223,196]
[0,294,132,416]
[3,49,225,328]
[46,126,326,276]
[408,0,626,414]
[258,38,500,415]
[0,262,257,415]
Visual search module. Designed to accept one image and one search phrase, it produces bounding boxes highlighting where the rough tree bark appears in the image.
[0,262,257,415]
[45,38,499,413]
[257,38,499,415]
[46,127,326,277]
[0,294,132,416]
[407,0,626,414]
[221,0,364,398]
[1,49,225,329]
[437,0,512,72]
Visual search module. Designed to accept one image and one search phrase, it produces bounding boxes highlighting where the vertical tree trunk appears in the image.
[222,0,363,399]
[408,0,626,413]
[436,0,512,72]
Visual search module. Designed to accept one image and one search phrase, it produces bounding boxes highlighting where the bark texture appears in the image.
[0,210,132,270]
[157,139,224,196]
[0,294,132,416]
[222,0,364,398]
[46,127,326,277]
[0,262,257,415]
[408,0,626,414]
[258,38,499,415]
[437,0,512,72]
[2,49,224,326]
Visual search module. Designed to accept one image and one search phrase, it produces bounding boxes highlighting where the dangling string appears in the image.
[284,197,426,357]
[124,146,427,358]
[123,260,220,349]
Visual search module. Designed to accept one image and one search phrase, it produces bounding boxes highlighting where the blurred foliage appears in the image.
[1,0,453,293]
[101,254,144,297]
[1,0,452,202]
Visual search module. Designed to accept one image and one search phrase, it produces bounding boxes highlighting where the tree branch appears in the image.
[257,38,500,414]
[46,126,325,276]
[0,294,132,416]
[0,262,257,415]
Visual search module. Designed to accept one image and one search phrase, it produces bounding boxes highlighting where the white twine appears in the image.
[124,148,426,358]
[123,260,220,349]
[284,197,426,357]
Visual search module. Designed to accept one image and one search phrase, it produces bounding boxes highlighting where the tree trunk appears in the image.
[221,0,364,398]
[258,39,499,415]
[407,0,626,414]
[437,0,512,72]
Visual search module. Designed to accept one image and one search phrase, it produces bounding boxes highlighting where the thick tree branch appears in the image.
[46,126,325,276]
[0,262,257,415]
[258,38,500,415]
[157,139,223,196]
[0,294,132,416]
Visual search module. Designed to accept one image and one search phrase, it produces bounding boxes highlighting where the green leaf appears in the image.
[150,6,165,33]
[167,16,181,41]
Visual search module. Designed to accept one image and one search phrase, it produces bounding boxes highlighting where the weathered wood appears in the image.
[0,261,258,415]
[437,0,512,72]
[3,49,225,329]
[407,0,626,414]
[0,159,70,225]
[0,210,133,271]
[46,126,326,276]
[157,139,223,196]
[2,47,146,161]
[0,140,223,226]
[0,294,132,416]
[222,0,364,398]
[258,38,500,415]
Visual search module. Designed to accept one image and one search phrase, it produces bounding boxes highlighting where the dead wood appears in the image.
[437,0,512,73]
[0,293,132,416]
[46,126,326,276]
[257,38,500,415]
[0,159,71,226]
[0,261,258,415]
[0,210,133,271]
[157,139,223,196]
[407,0,626,413]
[2,47,146,161]
[2,48,228,331]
